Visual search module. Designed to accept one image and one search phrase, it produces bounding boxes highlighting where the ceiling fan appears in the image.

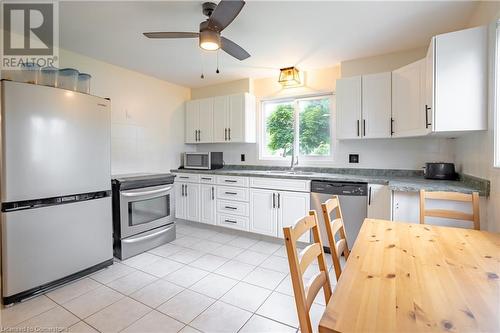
[143,0,250,61]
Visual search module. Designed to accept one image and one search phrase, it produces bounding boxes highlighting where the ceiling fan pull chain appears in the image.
[201,50,205,79]
[216,50,220,74]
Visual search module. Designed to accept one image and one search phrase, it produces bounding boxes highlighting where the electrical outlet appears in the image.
[349,154,359,163]
[241,154,245,162]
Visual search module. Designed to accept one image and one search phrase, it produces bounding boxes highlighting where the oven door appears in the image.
[119,184,174,239]
[184,153,210,169]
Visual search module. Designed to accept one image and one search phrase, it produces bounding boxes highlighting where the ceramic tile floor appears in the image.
[0,221,343,333]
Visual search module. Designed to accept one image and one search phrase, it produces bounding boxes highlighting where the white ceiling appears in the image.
[60,1,478,88]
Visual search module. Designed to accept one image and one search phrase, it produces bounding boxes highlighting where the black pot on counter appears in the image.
[423,162,458,180]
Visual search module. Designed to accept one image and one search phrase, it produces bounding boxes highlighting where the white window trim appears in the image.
[495,19,500,168]
[258,93,334,163]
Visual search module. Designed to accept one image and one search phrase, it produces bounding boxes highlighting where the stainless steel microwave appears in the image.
[183,152,224,170]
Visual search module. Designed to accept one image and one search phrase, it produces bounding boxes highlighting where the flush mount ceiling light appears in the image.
[279,67,301,87]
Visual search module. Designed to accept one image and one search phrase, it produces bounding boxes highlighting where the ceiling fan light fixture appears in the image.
[199,30,221,51]
[279,67,301,87]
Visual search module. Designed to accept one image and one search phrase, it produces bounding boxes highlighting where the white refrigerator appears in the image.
[1,80,113,305]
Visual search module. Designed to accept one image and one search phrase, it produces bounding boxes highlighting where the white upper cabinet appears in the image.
[336,73,392,139]
[338,26,487,140]
[392,59,429,137]
[429,26,487,133]
[186,93,256,144]
[362,72,392,138]
[213,96,228,143]
[185,100,199,144]
[336,76,362,139]
[198,98,214,143]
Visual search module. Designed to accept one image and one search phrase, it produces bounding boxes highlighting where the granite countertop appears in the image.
[171,166,490,196]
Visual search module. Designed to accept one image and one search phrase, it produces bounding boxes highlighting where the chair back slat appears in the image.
[335,239,347,260]
[283,210,333,333]
[321,196,350,281]
[304,271,328,310]
[419,190,480,230]
[299,243,322,275]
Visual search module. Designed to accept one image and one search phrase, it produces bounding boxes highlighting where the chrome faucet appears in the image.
[290,146,298,171]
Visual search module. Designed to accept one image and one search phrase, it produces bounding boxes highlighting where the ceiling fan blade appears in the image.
[221,37,250,61]
[207,0,245,32]
[143,32,199,39]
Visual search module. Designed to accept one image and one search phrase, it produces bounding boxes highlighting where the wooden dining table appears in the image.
[318,218,500,333]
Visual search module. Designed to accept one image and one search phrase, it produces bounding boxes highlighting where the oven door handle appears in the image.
[121,185,173,197]
[122,224,174,244]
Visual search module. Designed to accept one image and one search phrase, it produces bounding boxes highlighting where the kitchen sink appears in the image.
[264,170,315,175]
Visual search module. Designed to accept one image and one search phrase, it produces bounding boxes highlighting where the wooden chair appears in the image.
[419,190,480,230]
[283,210,333,333]
[321,196,350,281]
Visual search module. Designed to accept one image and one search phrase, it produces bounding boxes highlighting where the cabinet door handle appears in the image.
[184,185,188,197]
[201,177,212,180]
[228,128,231,141]
[211,186,215,200]
[272,193,276,208]
[224,128,227,141]
[198,130,201,141]
[224,219,237,224]
[363,120,366,137]
[390,118,394,136]
[357,120,360,137]
[277,193,281,209]
[181,184,185,196]
[225,191,237,195]
[179,176,189,179]
[224,179,237,183]
[224,206,237,210]
[368,187,372,205]
[425,105,432,129]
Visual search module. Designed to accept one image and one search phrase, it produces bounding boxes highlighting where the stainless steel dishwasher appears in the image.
[310,180,368,250]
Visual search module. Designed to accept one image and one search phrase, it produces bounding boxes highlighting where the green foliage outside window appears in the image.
[266,104,294,157]
[265,98,330,157]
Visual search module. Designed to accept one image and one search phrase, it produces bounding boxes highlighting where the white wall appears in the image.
[59,49,192,175]
[453,2,500,232]
[196,137,454,169]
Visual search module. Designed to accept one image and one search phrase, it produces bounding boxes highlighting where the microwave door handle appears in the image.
[121,185,173,197]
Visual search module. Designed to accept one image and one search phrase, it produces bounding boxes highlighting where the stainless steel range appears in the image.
[112,173,176,260]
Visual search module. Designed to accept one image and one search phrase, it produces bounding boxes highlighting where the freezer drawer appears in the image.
[1,197,113,299]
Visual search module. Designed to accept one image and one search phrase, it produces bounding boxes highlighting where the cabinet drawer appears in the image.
[175,173,200,183]
[250,177,310,192]
[217,186,249,201]
[216,176,249,187]
[199,175,216,184]
[217,200,249,217]
[217,213,249,231]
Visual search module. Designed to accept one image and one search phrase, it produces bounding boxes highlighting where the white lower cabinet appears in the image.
[367,184,392,220]
[175,182,200,222]
[249,189,277,237]
[200,184,216,225]
[250,188,310,242]
[277,191,310,242]
[217,214,249,231]
[175,174,310,242]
